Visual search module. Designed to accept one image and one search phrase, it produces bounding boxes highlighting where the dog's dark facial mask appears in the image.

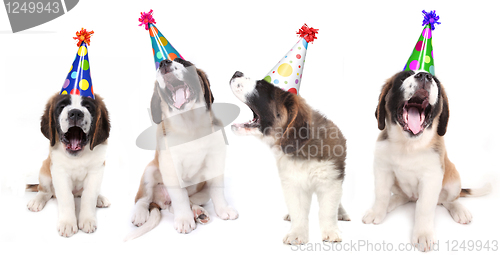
[155,58,201,110]
[41,94,110,156]
[378,70,447,137]
[229,71,311,154]
[151,59,214,125]
[229,71,276,134]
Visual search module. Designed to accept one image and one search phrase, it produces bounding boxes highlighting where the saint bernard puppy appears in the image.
[26,93,110,237]
[127,59,237,241]
[229,71,350,245]
[362,70,491,252]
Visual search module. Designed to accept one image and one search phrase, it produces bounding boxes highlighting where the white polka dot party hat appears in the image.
[60,28,95,99]
[138,10,184,70]
[263,24,318,94]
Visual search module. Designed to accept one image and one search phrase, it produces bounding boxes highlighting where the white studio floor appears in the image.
[2,130,499,254]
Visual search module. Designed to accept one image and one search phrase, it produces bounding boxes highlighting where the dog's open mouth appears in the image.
[62,126,87,153]
[170,83,191,109]
[164,75,192,110]
[399,95,432,136]
[233,108,260,129]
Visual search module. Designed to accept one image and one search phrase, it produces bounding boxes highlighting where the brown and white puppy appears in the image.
[230,71,350,245]
[362,70,491,252]
[127,59,237,240]
[26,93,110,237]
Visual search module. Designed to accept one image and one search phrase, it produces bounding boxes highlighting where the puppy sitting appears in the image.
[230,71,350,245]
[363,70,491,251]
[27,93,110,237]
[127,59,238,240]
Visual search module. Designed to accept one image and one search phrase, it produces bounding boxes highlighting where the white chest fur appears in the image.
[275,154,340,187]
[375,140,443,199]
[158,128,226,188]
[50,142,107,187]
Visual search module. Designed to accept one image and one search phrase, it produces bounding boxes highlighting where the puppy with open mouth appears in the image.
[127,58,238,240]
[154,59,202,111]
[230,71,349,245]
[363,12,491,252]
[26,29,111,237]
[364,69,491,251]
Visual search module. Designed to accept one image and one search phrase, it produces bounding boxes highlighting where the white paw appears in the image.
[96,195,111,208]
[57,218,78,237]
[338,212,351,221]
[283,214,291,221]
[322,226,342,243]
[78,216,97,233]
[362,209,386,224]
[412,230,436,252]
[216,205,239,220]
[192,205,210,224]
[449,206,472,224]
[27,198,46,212]
[131,206,150,227]
[283,230,309,245]
[174,215,196,234]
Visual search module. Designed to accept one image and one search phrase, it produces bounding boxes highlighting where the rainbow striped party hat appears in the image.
[139,10,184,70]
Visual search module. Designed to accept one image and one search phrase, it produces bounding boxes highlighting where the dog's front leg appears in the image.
[317,179,343,242]
[167,187,197,233]
[79,165,104,234]
[206,175,238,220]
[51,166,77,237]
[159,149,197,233]
[412,173,442,252]
[280,177,313,245]
[362,163,394,224]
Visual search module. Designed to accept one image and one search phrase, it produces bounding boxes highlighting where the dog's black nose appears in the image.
[159,59,172,68]
[232,71,244,79]
[415,72,432,82]
[68,109,84,121]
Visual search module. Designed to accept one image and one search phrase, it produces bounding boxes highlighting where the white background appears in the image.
[0,0,499,254]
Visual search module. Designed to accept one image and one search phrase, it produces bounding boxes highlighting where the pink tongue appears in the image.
[70,138,81,150]
[174,88,186,109]
[407,107,421,134]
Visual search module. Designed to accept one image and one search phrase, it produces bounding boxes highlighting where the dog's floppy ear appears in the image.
[197,69,214,109]
[375,75,395,130]
[41,96,57,146]
[437,87,449,136]
[89,94,110,150]
[151,82,163,124]
[280,93,311,154]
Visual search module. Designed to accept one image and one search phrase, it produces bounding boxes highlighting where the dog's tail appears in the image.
[460,183,492,197]
[26,184,39,192]
[124,203,162,242]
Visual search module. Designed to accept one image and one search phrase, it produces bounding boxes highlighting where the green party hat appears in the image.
[403,10,441,75]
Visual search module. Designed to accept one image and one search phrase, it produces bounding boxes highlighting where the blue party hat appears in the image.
[60,28,95,99]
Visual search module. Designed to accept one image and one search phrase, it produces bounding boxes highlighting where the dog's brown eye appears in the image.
[277,113,281,118]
